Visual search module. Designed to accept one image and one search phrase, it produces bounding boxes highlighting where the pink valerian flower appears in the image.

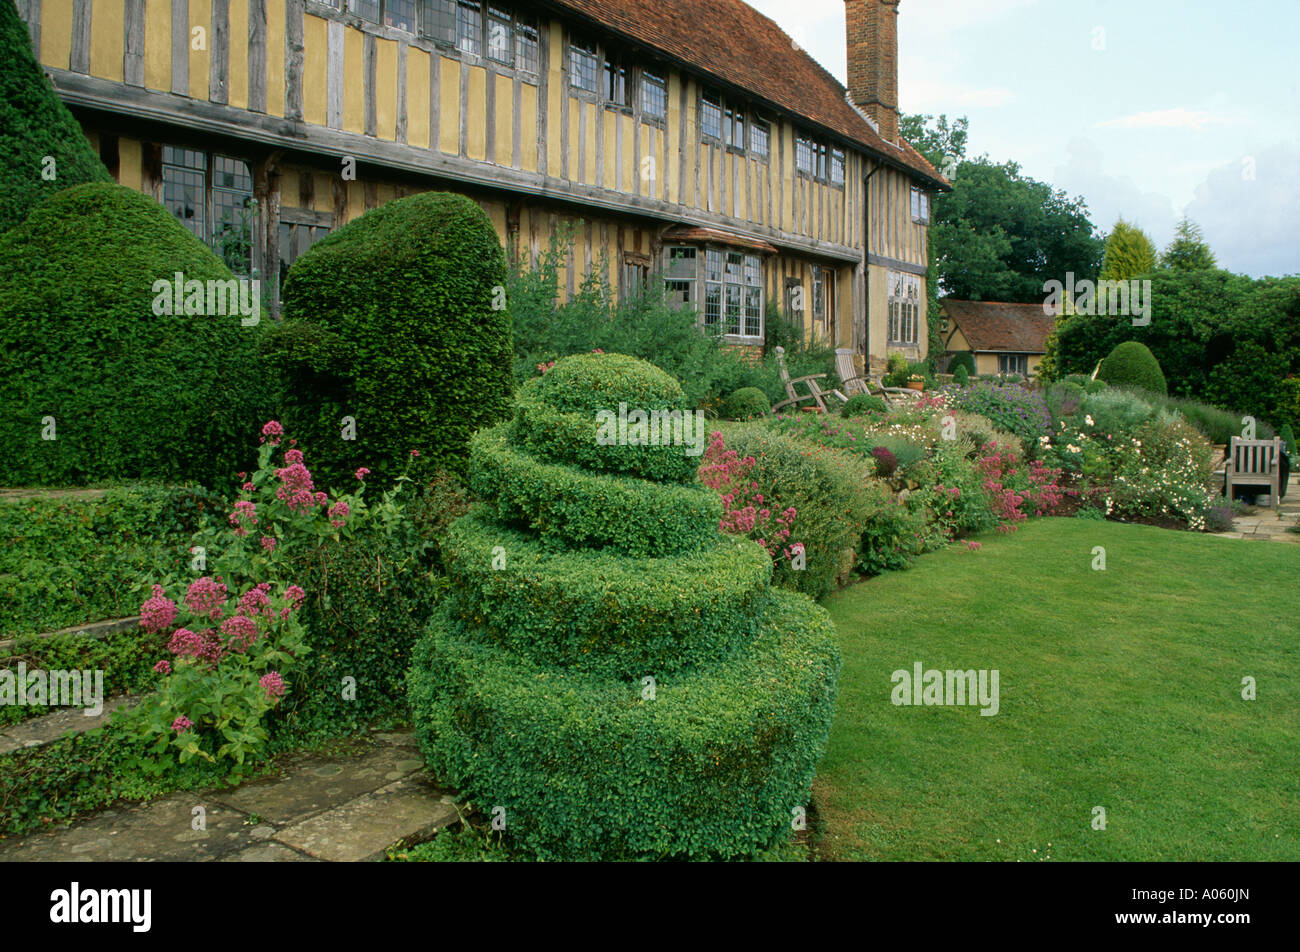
[313,492,328,507]
[139,585,178,633]
[172,715,193,734]
[260,420,284,445]
[260,536,278,553]
[221,614,259,653]
[410,449,420,458]
[283,448,304,465]
[242,482,256,492]
[276,462,314,492]
[355,467,370,481]
[238,582,274,619]
[153,659,172,675]
[167,628,204,658]
[328,500,350,528]
[184,576,228,619]
[279,585,306,619]
[260,671,286,700]
[229,500,258,537]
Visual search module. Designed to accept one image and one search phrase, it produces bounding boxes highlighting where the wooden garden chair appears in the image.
[772,346,831,413]
[1225,437,1284,507]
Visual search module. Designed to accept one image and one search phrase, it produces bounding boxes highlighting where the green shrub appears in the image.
[1085,378,1107,394]
[1281,424,1297,457]
[721,387,771,421]
[408,354,840,859]
[269,191,514,485]
[720,425,877,600]
[0,1,112,235]
[841,393,888,417]
[953,364,970,387]
[408,591,839,860]
[1098,340,1167,395]
[0,184,267,486]
[857,479,926,576]
[941,380,1052,446]
[1079,389,1158,438]
[0,485,222,642]
[949,352,976,376]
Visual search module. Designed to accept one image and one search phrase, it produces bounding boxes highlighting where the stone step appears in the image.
[0,696,137,756]
[0,616,141,653]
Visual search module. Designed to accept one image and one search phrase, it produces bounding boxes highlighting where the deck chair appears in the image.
[828,348,921,406]
[1225,437,1284,506]
[772,346,831,413]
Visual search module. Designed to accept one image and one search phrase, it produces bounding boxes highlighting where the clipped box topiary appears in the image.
[0,0,113,236]
[0,183,267,486]
[268,191,514,485]
[408,353,841,860]
[721,386,772,421]
[1098,340,1167,395]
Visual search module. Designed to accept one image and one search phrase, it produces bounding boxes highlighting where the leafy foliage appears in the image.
[721,387,771,420]
[269,191,514,486]
[0,0,112,235]
[1160,218,1217,272]
[0,184,268,486]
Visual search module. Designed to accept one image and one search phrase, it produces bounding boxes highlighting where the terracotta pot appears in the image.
[906,381,925,391]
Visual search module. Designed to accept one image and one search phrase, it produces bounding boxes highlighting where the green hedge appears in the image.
[270,191,514,485]
[0,184,267,486]
[408,589,840,860]
[0,486,223,640]
[0,0,112,235]
[841,393,887,417]
[949,352,977,376]
[510,391,701,484]
[441,509,771,679]
[469,427,721,557]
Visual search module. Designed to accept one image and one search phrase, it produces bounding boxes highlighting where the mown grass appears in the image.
[816,518,1300,861]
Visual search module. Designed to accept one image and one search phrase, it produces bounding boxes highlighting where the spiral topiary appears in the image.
[407,352,841,860]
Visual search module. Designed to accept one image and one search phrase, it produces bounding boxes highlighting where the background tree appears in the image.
[1099,218,1158,281]
[902,114,1104,303]
[1160,217,1218,272]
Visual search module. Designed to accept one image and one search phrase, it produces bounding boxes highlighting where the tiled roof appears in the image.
[942,300,1056,354]
[549,0,949,189]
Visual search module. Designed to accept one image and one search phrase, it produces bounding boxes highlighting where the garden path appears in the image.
[0,729,459,861]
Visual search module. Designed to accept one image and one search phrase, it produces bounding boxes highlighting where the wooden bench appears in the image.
[1225,437,1284,507]
[772,345,832,413]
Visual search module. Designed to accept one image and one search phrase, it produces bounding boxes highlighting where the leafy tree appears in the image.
[1099,218,1158,282]
[0,0,112,235]
[899,113,969,177]
[1161,217,1218,272]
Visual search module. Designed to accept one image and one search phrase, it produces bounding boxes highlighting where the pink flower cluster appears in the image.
[355,467,370,481]
[221,614,260,653]
[229,499,258,537]
[238,582,274,619]
[167,627,226,665]
[139,585,178,633]
[275,461,320,513]
[260,671,285,700]
[184,576,228,620]
[172,715,193,734]
[699,431,801,562]
[328,499,350,528]
[260,420,284,445]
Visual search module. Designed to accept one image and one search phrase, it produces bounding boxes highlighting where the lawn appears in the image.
[815,517,1300,861]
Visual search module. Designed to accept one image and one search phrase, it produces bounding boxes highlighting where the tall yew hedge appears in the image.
[268,191,514,485]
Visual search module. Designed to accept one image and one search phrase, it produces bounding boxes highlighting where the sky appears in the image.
[746,0,1300,278]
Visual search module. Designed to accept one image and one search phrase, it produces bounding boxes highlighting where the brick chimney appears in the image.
[845,0,900,143]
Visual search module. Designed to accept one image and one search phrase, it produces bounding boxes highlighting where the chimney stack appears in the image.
[845,0,900,143]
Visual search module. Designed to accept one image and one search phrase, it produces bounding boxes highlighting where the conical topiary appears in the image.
[408,353,841,860]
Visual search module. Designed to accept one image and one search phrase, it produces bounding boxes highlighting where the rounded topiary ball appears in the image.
[721,386,771,421]
[842,393,887,417]
[269,191,514,484]
[949,351,976,377]
[1098,340,1167,395]
[952,364,970,387]
[0,183,266,486]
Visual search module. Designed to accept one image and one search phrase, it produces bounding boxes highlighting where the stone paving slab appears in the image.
[1,795,256,862]
[0,697,137,756]
[208,742,427,825]
[0,729,458,863]
[273,775,459,862]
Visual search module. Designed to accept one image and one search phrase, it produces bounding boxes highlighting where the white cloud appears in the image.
[905,78,1015,111]
[1185,143,1300,277]
[1095,108,1234,132]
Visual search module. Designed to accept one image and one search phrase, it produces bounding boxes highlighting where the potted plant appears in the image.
[883,352,909,388]
[906,373,926,392]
